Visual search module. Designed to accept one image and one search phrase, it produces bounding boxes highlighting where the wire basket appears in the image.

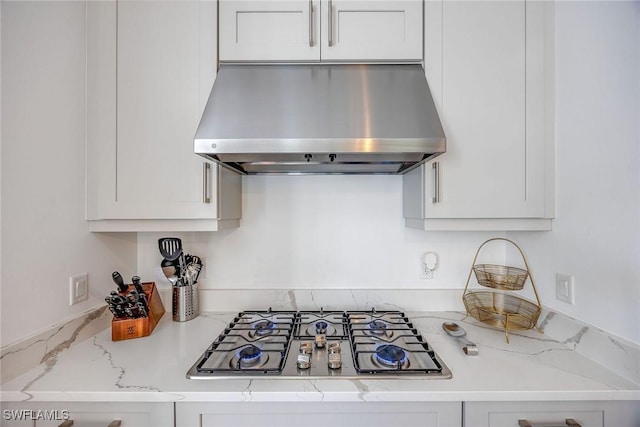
[463,291,541,335]
[462,238,542,343]
[473,264,529,290]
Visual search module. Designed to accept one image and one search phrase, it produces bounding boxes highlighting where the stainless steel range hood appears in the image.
[194,64,445,175]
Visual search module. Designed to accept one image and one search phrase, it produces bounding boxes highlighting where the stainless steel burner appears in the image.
[372,344,409,369]
[230,345,269,369]
[304,321,339,337]
[365,320,393,339]
[248,320,276,338]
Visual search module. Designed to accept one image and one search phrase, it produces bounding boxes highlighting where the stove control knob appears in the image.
[315,334,326,348]
[328,342,342,369]
[297,342,313,370]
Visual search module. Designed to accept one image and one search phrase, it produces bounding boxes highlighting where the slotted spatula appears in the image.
[158,238,188,285]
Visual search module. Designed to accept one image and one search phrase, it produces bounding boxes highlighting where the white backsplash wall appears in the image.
[138,175,503,300]
[509,1,640,345]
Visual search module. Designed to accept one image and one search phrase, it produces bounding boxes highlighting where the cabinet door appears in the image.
[0,402,173,427]
[87,0,232,224]
[219,0,321,62]
[321,0,423,61]
[414,0,553,224]
[176,401,461,427]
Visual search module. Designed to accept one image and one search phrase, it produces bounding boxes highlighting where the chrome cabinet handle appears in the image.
[328,0,333,46]
[107,420,122,427]
[203,162,211,204]
[432,162,440,204]
[308,0,313,47]
[518,419,581,427]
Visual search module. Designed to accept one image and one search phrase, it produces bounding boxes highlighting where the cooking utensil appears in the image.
[185,255,203,284]
[158,238,188,285]
[112,271,128,293]
[442,322,478,356]
[161,258,179,286]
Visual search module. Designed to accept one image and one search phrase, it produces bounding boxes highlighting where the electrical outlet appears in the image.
[69,273,89,305]
[555,273,574,305]
[420,252,438,279]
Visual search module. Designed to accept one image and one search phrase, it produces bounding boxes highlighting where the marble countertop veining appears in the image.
[1,311,638,403]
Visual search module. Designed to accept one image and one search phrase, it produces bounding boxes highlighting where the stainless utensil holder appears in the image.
[172,283,199,322]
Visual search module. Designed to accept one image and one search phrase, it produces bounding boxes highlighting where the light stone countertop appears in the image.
[1,311,638,403]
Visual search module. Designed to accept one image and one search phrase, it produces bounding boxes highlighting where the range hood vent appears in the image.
[194,64,445,175]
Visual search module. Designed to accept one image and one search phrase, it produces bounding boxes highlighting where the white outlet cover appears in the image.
[69,273,89,305]
[555,273,574,305]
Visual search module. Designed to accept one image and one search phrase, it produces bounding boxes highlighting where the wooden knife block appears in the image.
[111,282,165,341]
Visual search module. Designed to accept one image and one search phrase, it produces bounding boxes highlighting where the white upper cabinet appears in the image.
[219,0,423,62]
[320,0,423,61]
[403,0,555,231]
[87,1,241,232]
[219,0,321,61]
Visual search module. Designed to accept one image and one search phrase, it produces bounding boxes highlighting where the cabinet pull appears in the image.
[58,421,73,427]
[107,420,122,427]
[518,419,581,427]
[308,0,313,47]
[328,0,333,46]
[432,162,440,204]
[203,162,212,204]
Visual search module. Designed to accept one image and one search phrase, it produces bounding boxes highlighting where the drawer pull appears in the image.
[108,421,122,427]
[518,419,581,427]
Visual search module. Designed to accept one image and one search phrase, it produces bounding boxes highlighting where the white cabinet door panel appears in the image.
[430,0,527,217]
[115,0,216,219]
[86,0,242,227]
[321,0,423,61]
[405,0,554,229]
[176,401,461,427]
[219,0,320,61]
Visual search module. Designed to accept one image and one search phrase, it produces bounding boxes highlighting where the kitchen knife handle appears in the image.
[432,161,440,204]
[328,0,333,47]
[203,162,211,204]
[107,420,122,427]
[518,419,581,427]
[308,0,313,47]
[57,420,73,427]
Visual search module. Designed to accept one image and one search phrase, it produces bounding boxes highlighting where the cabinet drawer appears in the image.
[464,401,640,427]
[0,402,173,427]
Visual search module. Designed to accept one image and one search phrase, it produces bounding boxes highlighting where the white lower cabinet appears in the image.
[0,402,173,427]
[464,401,640,427]
[175,401,462,427]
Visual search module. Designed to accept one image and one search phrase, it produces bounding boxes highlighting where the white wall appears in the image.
[4,1,637,348]
[1,1,137,347]
[510,1,640,344]
[138,175,502,295]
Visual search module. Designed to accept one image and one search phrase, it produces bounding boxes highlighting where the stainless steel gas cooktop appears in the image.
[187,309,452,379]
